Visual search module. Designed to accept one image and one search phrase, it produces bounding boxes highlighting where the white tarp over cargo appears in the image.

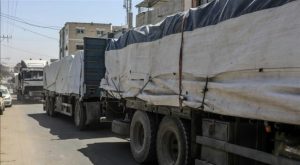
[101,1,300,125]
[43,51,84,95]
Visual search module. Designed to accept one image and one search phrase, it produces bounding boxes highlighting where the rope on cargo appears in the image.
[178,14,187,110]
[134,76,153,97]
[200,77,209,110]
[111,77,123,99]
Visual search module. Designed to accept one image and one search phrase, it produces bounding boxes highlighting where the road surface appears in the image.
[0,101,138,165]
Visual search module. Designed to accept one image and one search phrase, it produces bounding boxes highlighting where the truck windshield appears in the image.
[23,71,43,81]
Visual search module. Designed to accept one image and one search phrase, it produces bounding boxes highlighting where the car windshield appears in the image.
[0,89,8,95]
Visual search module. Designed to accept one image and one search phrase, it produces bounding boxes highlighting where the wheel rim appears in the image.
[162,130,179,164]
[133,121,145,152]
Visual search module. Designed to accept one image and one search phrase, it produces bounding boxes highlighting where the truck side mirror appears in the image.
[0,92,3,97]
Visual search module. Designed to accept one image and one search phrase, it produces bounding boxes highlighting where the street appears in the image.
[0,101,138,165]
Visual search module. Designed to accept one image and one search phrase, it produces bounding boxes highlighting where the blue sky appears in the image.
[0,0,140,67]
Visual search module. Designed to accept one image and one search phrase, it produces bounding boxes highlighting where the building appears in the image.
[101,27,128,39]
[59,22,112,59]
[136,0,213,27]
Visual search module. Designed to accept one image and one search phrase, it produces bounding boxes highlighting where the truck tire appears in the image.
[156,116,190,165]
[74,101,86,130]
[48,97,57,117]
[45,96,50,116]
[130,111,156,163]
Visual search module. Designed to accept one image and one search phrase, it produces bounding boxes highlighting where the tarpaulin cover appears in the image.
[101,0,300,125]
[107,0,293,50]
[43,51,84,95]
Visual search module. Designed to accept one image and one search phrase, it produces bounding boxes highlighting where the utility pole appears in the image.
[123,0,133,29]
[0,1,12,83]
[0,0,2,83]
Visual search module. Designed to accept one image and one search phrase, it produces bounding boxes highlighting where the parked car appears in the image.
[0,85,12,107]
[0,92,5,115]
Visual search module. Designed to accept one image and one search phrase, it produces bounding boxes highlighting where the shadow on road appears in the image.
[28,113,113,140]
[78,142,140,165]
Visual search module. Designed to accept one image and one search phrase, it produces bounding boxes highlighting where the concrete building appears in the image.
[59,22,112,59]
[136,0,213,27]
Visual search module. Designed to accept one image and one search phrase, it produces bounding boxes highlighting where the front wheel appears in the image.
[74,100,86,130]
[156,116,190,165]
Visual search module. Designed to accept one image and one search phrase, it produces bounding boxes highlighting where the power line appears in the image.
[1,43,54,58]
[6,20,58,41]
[0,12,61,30]
[9,0,18,35]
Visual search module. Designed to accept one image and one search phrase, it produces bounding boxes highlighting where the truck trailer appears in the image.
[43,37,116,129]
[100,0,300,165]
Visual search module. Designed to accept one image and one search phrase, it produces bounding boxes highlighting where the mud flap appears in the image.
[84,102,101,125]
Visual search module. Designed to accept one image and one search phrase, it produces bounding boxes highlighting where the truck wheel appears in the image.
[48,97,57,117]
[156,116,190,165]
[74,101,86,130]
[45,97,50,116]
[130,111,156,163]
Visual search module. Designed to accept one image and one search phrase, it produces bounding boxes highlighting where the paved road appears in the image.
[0,102,138,165]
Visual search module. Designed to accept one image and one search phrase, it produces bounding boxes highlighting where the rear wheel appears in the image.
[45,96,50,115]
[74,100,86,130]
[48,97,56,117]
[156,116,190,165]
[130,111,157,163]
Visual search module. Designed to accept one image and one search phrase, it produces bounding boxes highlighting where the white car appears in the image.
[0,85,12,107]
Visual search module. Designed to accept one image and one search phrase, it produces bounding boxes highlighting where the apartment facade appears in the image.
[59,22,112,59]
[136,0,213,27]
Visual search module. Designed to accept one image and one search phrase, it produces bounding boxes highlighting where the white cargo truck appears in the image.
[44,1,300,164]
[43,38,120,129]
[99,0,300,165]
[17,59,47,101]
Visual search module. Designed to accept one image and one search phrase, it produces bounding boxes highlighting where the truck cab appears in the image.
[17,59,47,101]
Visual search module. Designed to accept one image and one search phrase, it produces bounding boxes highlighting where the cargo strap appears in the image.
[136,76,152,97]
[200,77,209,110]
[111,77,123,99]
[179,14,187,110]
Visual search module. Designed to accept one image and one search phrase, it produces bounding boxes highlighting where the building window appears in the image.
[76,45,84,50]
[96,28,104,37]
[76,27,85,34]
[97,30,104,35]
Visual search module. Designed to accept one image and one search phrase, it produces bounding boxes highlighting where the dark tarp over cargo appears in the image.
[107,0,293,50]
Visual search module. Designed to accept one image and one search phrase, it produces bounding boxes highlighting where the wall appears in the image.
[136,0,184,27]
[136,0,211,27]
[59,22,112,59]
